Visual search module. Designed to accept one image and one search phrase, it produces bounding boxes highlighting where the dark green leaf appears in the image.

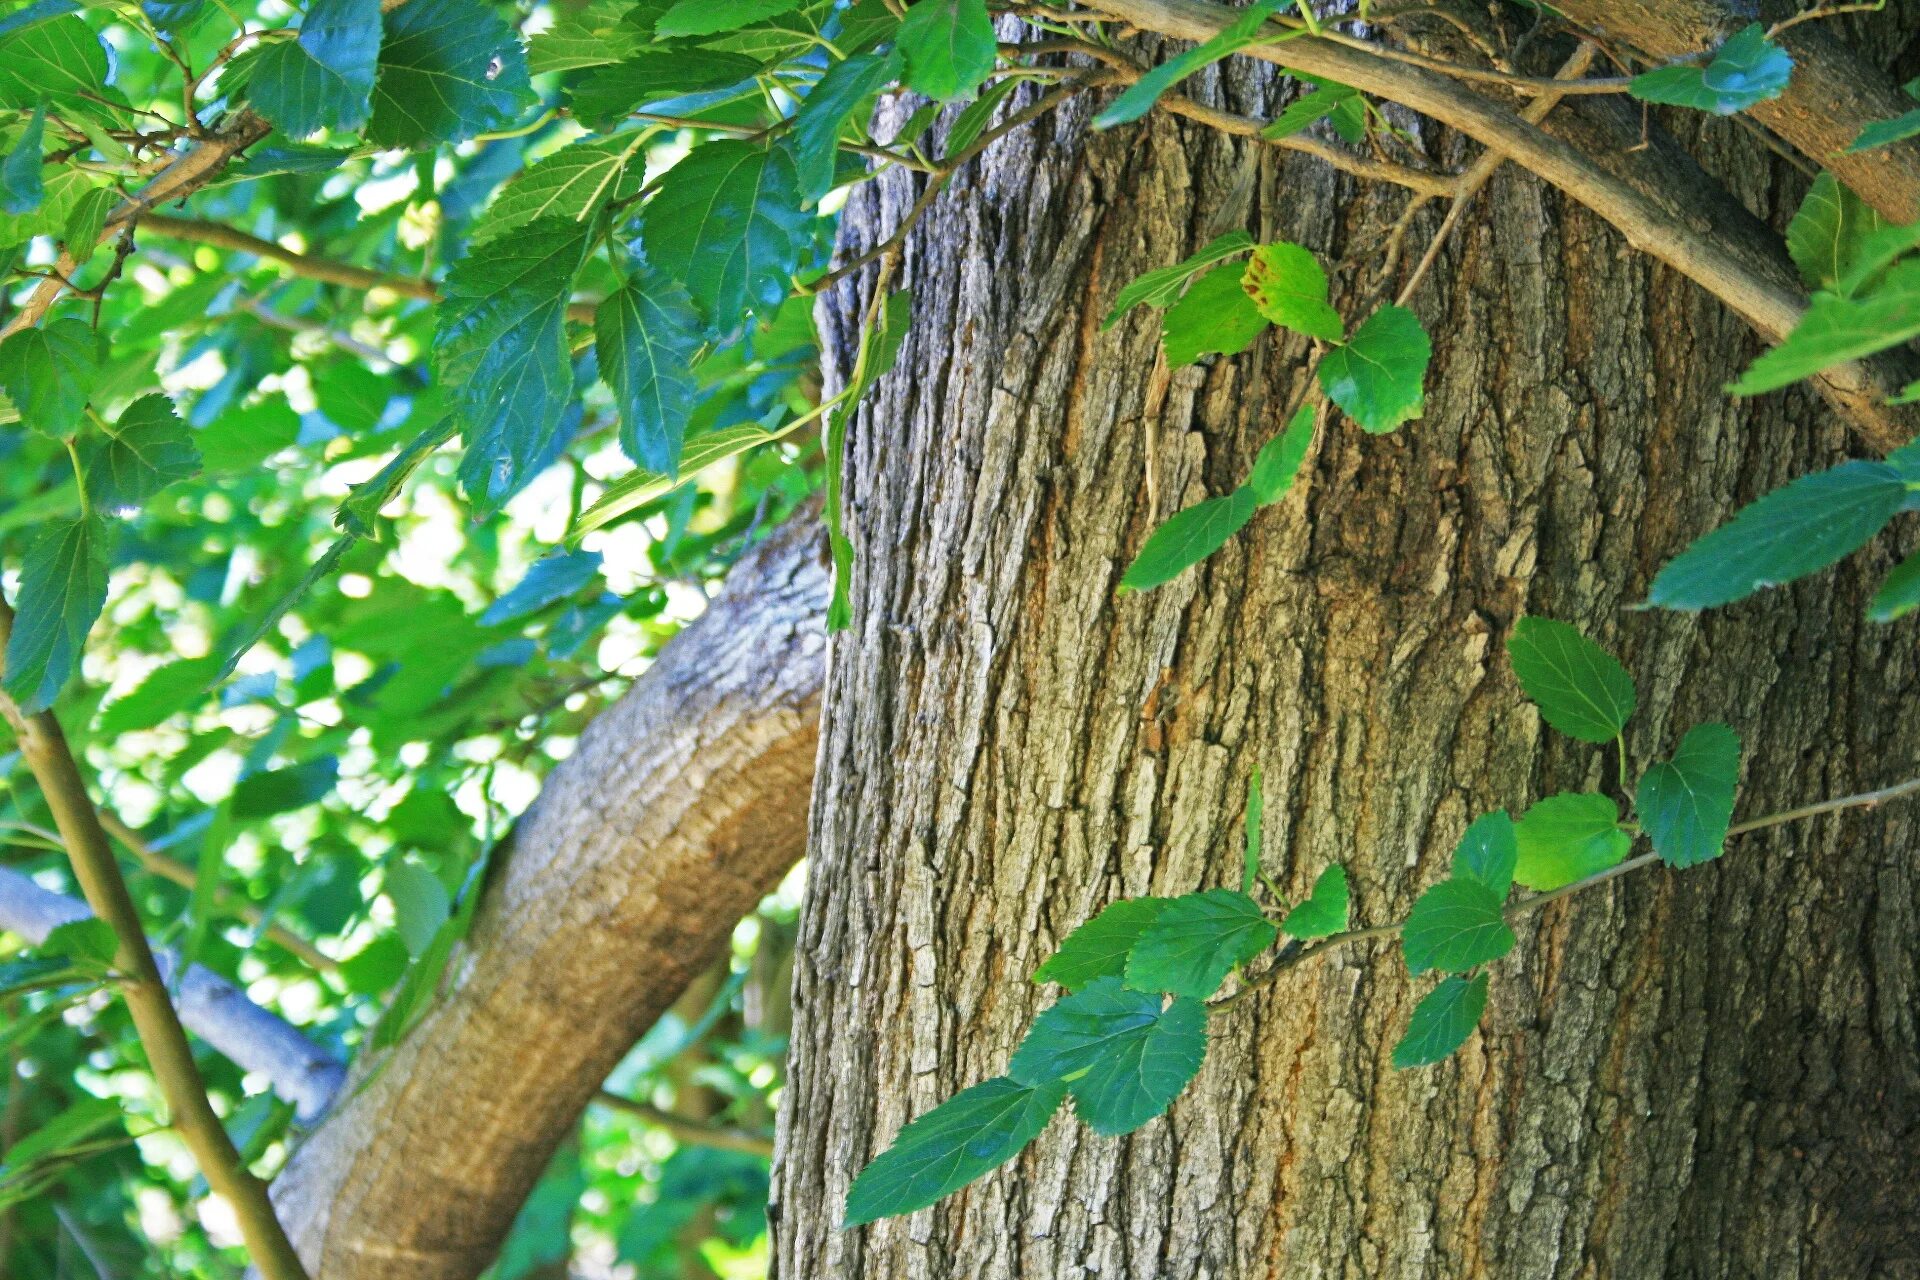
[1241,241,1342,341]
[1117,486,1256,594]
[230,758,339,820]
[1785,172,1890,293]
[1505,616,1636,744]
[1248,402,1314,505]
[1280,864,1348,939]
[62,184,115,258]
[842,1075,1066,1226]
[1009,976,1208,1136]
[1391,974,1488,1069]
[1850,106,1920,153]
[1636,722,1740,870]
[943,73,1020,159]
[596,267,704,477]
[1162,260,1268,368]
[81,393,200,514]
[1869,546,1920,621]
[1401,877,1513,976]
[790,50,899,204]
[655,0,803,37]
[896,0,995,102]
[472,134,648,246]
[0,316,102,437]
[1,104,44,214]
[1513,792,1631,892]
[528,0,644,74]
[1124,888,1275,998]
[367,0,532,149]
[3,514,111,714]
[1033,897,1170,990]
[248,0,382,137]
[1628,25,1791,116]
[1318,304,1428,433]
[640,140,809,326]
[1731,260,1920,394]
[481,549,602,626]
[1093,0,1285,128]
[1104,230,1253,329]
[569,49,762,131]
[1451,811,1517,898]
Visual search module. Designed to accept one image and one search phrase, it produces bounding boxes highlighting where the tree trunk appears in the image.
[770,43,1920,1280]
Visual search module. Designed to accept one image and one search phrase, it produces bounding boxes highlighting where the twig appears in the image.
[591,1091,777,1159]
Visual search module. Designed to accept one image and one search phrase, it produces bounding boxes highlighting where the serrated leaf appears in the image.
[1248,402,1313,506]
[1263,80,1358,139]
[1093,0,1286,128]
[1124,889,1275,998]
[367,0,532,149]
[1629,24,1791,116]
[1033,897,1170,990]
[1162,260,1268,368]
[1118,486,1256,594]
[0,316,101,437]
[61,183,114,258]
[1869,546,1920,621]
[655,0,803,37]
[1731,259,1920,395]
[40,917,116,966]
[1505,616,1636,744]
[472,134,647,246]
[248,0,381,137]
[3,514,111,714]
[896,0,995,102]
[842,1075,1065,1227]
[1513,792,1631,892]
[1786,172,1890,293]
[1637,723,1740,870]
[1104,230,1252,329]
[640,140,809,326]
[1401,877,1513,976]
[1009,976,1208,1136]
[1318,304,1428,433]
[569,48,763,131]
[1451,811,1517,898]
[79,393,199,515]
[1,104,44,215]
[596,269,703,477]
[0,165,102,246]
[1280,864,1348,939]
[0,11,128,125]
[527,0,644,74]
[790,50,899,204]
[1647,460,1908,610]
[1391,973,1488,1069]
[1241,241,1342,341]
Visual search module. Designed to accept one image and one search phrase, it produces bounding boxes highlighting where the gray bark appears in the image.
[771,41,1920,1280]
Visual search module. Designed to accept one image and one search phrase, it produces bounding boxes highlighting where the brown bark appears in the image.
[273,514,829,1279]
[771,38,1920,1280]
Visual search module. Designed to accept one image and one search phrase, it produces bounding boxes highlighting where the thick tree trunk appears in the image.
[771,44,1920,1280]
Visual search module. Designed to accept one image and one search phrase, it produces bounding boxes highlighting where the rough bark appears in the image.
[771,38,1920,1280]
[273,513,829,1280]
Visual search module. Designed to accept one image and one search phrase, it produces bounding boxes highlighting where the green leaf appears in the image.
[1785,172,1890,293]
[1628,25,1791,116]
[1451,811,1517,898]
[0,1095,122,1174]
[1103,230,1252,329]
[471,134,648,246]
[367,0,532,149]
[573,418,794,536]
[0,165,103,247]
[40,917,117,967]
[480,549,602,626]
[823,288,914,630]
[1646,460,1908,610]
[943,73,1021,159]
[1731,260,1920,394]
[1117,487,1256,594]
[896,0,995,102]
[1033,897,1170,990]
[1280,864,1349,939]
[1636,723,1740,870]
[1243,768,1263,894]
[596,268,703,478]
[0,11,127,125]
[528,0,644,74]
[1247,404,1314,507]
[95,654,223,736]
[230,758,339,819]
[0,316,102,437]
[248,0,382,137]
[3,514,111,714]
[641,140,809,326]
[1093,0,1286,128]
[1513,792,1631,892]
[1401,877,1514,976]
[842,1075,1066,1227]
[655,0,803,37]
[1,103,44,215]
[1123,888,1276,998]
[1505,616,1636,744]
[385,861,452,957]
[1162,261,1268,368]
[1869,546,1920,622]
[1318,304,1429,433]
[790,50,900,205]
[1241,241,1342,341]
[1850,107,1920,152]
[62,183,115,258]
[1391,974,1488,1069]
[1263,79,1360,139]
[1008,976,1208,1136]
[569,49,763,131]
[81,393,200,514]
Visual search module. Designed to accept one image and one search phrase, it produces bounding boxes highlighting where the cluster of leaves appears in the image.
[844,616,1743,1225]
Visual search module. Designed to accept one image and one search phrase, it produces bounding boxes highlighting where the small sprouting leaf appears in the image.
[1093,0,1285,128]
[1505,616,1636,744]
[1629,24,1791,116]
[1117,487,1257,595]
[480,550,603,626]
[896,0,995,102]
[1034,897,1169,990]
[1869,546,1920,622]
[3,515,113,714]
[471,134,647,246]
[1280,864,1348,940]
[0,316,103,438]
[1243,768,1263,894]
[1009,976,1208,1136]
[1124,889,1276,998]
[1317,304,1429,433]
[842,1075,1066,1227]
[366,0,532,149]
[1,103,44,214]
[1646,460,1909,610]
[641,140,810,326]
[789,50,900,205]
[1391,974,1488,1069]
[654,0,803,37]
[247,0,382,137]
[1263,78,1360,139]
[1513,792,1632,892]
[1730,260,1920,395]
[81,394,200,514]
[1636,723,1740,870]
[1450,811,1517,898]
[1248,402,1314,506]
[1401,878,1513,976]
[1785,172,1890,293]
[1161,261,1268,368]
[1241,241,1343,342]
[1104,230,1252,329]
[596,269,703,478]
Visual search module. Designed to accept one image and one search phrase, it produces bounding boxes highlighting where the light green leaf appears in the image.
[1401,877,1513,976]
[248,0,382,137]
[1280,864,1348,939]
[1117,486,1257,595]
[1,104,44,215]
[81,393,200,515]
[790,50,899,204]
[1008,976,1208,1136]
[943,73,1020,159]
[3,514,112,714]
[0,316,102,437]
[1247,402,1314,506]
[641,140,810,325]
[1636,723,1740,870]
[842,1075,1066,1226]
[1731,260,1920,395]
[1505,616,1636,744]
[527,0,644,74]
[472,134,648,246]
[95,654,224,736]
[367,0,532,149]
[1124,888,1276,998]
[1391,974,1488,1069]
[40,918,117,967]
[573,418,796,536]
[1785,172,1890,293]
[1093,0,1286,128]
[1241,241,1342,341]
[1162,261,1268,367]
[230,758,339,820]
[0,11,128,125]
[0,165,103,246]
[595,268,703,478]
[1264,79,1360,139]
[62,184,115,259]
[896,0,995,102]
[1647,460,1908,609]
[1628,25,1791,116]
[385,861,452,958]
[1034,897,1171,990]
[655,0,803,38]
[1318,304,1429,433]
[1513,792,1632,892]
[1451,811,1517,898]
[1869,546,1920,622]
[1104,230,1253,329]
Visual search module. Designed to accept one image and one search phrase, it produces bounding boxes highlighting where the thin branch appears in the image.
[591,1091,777,1158]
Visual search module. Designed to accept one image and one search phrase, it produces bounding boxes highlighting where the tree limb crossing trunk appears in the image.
[771,45,1920,1280]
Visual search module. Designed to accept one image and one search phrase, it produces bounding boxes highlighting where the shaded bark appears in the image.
[772,41,1920,1280]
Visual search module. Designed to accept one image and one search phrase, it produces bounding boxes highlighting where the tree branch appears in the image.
[591,1091,777,1159]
